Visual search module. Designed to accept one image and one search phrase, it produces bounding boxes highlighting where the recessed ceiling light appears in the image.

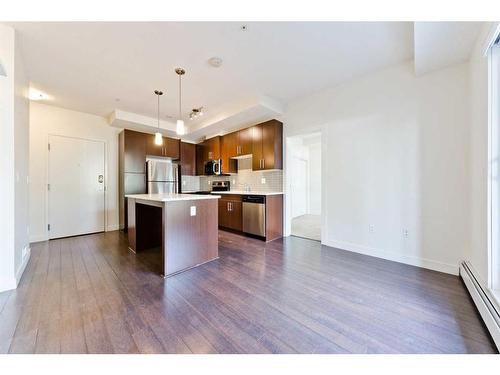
[208,57,223,68]
[28,88,50,101]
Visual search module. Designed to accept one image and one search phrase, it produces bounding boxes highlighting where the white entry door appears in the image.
[48,135,105,239]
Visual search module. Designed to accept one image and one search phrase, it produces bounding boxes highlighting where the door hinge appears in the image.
[48,143,50,151]
[48,224,51,231]
[47,183,50,191]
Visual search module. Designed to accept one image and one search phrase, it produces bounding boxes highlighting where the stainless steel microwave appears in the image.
[204,159,221,175]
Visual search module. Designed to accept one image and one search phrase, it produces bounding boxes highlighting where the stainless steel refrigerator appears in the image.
[146,159,179,194]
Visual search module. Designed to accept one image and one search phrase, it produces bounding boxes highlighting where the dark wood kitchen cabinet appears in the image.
[237,127,253,155]
[252,120,283,171]
[180,141,196,176]
[218,195,242,231]
[119,129,148,230]
[196,136,221,175]
[220,134,238,174]
[121,129,146,173]
[146,135,180,159]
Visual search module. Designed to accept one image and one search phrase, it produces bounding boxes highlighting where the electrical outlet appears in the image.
[403,229,409,238]
[261,177,266,184]
[190,206,196,216]
[208,180,211,185]
[182,180,186,186]
[232,179,236,184]
[369,224,375,233]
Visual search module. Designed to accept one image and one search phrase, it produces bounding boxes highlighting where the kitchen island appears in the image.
[125,193,220,277]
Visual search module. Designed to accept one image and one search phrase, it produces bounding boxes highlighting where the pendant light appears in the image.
[175,68,186,135]
[154,90,163,145]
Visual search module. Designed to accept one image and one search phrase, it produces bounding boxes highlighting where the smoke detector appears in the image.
[208,57,223,68]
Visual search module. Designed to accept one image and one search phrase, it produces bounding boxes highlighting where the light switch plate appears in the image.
[190,206,196,216]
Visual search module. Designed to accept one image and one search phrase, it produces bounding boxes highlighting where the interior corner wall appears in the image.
[29,102,121,242]
[0,25,16,292]
[284,60,470,275]
[0,25,30,292]
[14,30,30,283]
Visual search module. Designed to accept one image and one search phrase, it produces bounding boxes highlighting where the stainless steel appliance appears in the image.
[146,159,179,194]
[212,180,230,192]
[204,159,222,175]
[242,195,266,237]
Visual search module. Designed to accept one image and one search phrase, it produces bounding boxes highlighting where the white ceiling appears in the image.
[10,22,413,135]
[414,22,483,75]
[9,22,483,139]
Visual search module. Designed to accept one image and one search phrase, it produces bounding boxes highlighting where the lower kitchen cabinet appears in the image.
[218,195,242,231]
[217,194,283,241]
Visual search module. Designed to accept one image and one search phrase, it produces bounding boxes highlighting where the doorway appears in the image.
[48,135,105,239]
[288,132,321,241]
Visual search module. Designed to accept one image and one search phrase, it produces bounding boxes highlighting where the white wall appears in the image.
[0,25,30,292]
[0,25,16,292]
[306,139,321,215]
[30,102,120,242]
[284,60,470,275]
[14,32,30,281]
[467,25,491,284]
[288,137,309,218]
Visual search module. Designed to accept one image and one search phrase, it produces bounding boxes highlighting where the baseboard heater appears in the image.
[460,261,500,350]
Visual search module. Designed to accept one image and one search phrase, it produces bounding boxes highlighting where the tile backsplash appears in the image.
[181,157,283,193]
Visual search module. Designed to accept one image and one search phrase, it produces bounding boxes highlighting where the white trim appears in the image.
[460,261,500,351]
[15,246,31,284]
[323,238,458,275]
[482,22,500,57]
[106,224,120,232]
[29,234,48,243]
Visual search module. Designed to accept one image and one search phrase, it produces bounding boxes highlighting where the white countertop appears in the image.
[212,191,284,196]
[126,193,221,202]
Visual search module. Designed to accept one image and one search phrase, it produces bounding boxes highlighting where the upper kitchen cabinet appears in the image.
[237,127,253,156]
[121,129,146,174]
[252,120,283,171]
[164,137,180,159]
[180,141,196,176]
[196,136,221,175]
[220,133,238,174]
[146,134,180,159]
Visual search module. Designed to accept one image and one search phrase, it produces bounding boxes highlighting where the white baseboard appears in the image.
[460,261,500,350]
[323,238,458,275]
[30,233,48,243]
[106,224,120,232]
[15,246,31,284]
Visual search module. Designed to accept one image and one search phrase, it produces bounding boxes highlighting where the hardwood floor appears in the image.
[0,230,496,354]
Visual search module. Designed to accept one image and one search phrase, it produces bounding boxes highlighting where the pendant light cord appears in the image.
[178,74,182,119]
[157,93,160,130]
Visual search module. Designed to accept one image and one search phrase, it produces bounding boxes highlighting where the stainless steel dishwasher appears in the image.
[242,195,266,237]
